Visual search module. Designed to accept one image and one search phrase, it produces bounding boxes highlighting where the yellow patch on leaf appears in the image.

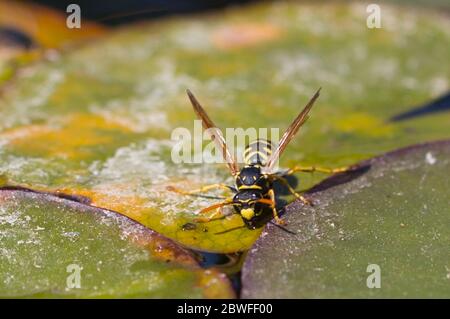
[57,183,150,219]
[5,114,131,160]
[334,113,394,137]
[0,125,54,141]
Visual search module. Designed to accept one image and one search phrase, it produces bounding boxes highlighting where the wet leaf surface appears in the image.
[0,2,449,253]
[0,189,234,298]
[241,140,450,298]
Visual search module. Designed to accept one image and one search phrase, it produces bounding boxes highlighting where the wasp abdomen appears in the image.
[243,139,273,166]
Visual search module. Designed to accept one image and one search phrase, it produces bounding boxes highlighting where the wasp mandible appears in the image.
[168,89,348,233]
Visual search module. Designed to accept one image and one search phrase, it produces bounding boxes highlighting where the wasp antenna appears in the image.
[214,225,246,235]
[269,221,297,235]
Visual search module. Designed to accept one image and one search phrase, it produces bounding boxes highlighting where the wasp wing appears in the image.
[186,89,239,176]
[265,88,321,172]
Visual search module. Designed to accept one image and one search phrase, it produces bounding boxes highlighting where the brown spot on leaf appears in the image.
[212,23,282,50]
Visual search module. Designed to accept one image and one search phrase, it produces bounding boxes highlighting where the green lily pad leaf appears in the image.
[0,189,234,298]
[0,2,449,253]
[241,140,450,298]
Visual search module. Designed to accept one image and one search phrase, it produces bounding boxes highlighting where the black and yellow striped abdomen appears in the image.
[243,139,273,166]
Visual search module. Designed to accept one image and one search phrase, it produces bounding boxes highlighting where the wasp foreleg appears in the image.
[194,207,235,223]
[268,189,285,225]
[193,198,236,223]
[167,183,235,199]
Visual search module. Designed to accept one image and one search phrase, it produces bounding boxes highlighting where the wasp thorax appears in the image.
[236,165,263,187]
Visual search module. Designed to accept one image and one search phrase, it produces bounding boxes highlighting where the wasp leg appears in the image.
[194,206,235,223]
[192,198,236,223]
[286,165,349,175]
[270,175,312,206]
[268,189,285,225]
[167,183,235,199]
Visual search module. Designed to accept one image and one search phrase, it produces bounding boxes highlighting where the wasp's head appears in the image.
[233,190,262,217]
[233,190,270,229]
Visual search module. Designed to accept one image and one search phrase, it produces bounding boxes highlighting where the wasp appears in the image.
[168,89,348,233]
